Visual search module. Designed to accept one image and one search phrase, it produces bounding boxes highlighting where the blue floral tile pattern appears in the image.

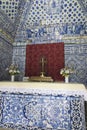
[41,97,70,129]
[0,92,85,130]
[24,101,42,126]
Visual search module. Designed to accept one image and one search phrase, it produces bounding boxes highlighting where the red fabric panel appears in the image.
[25,43,64,81]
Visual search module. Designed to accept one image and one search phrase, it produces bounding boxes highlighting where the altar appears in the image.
[0,82,86,130]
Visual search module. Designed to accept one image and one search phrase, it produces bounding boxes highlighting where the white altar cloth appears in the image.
[0,82,87,100]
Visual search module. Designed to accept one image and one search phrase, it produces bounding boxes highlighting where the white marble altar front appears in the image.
[0,82,86,130]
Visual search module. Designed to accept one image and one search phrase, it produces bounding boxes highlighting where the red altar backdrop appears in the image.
[25,43,65,81]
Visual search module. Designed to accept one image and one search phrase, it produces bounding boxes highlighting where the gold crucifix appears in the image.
[40,56,47,77]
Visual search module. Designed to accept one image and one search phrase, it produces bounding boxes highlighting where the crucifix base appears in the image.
[29,76,53,82]
[40,72,45,77]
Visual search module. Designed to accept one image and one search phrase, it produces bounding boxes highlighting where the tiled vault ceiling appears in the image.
[0,0,87,43]
[0,0,26,43]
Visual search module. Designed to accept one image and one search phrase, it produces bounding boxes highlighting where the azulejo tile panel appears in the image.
[0,0,87,44]
[0,92,85,130]
[14,0,87,44]
[0,38,13,81]
[65,44,87,86]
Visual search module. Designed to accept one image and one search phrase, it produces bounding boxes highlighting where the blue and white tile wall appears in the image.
[0,0,26,42]
[12,45,26,81]
[65,44,87,86]
[0,0,87,85]
[0,0,87,42]
[0,0,20,22]
[14,0,87,44]
[0,38,13,81]
[13,0,87,85]
[0,0,26,80]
